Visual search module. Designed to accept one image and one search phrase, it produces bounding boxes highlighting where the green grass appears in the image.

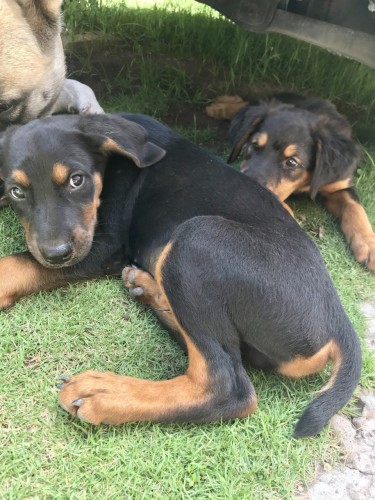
[1,1,375,498]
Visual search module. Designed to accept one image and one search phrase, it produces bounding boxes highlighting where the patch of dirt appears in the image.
[65,39,234,153]
[296,303,375,500]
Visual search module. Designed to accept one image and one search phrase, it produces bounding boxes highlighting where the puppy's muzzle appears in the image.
[39,242,73,266]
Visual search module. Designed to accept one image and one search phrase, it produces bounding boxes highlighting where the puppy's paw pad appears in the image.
[129,286,144,298]
[122,266,154,289]
[122,266,136,286]
[71,398,84,407]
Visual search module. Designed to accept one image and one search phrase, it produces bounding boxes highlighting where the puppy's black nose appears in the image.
[41,243,73,265]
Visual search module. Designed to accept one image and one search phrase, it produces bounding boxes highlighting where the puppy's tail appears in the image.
[293,319,361,438]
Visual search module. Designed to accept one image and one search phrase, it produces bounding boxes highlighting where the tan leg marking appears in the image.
[320,179,351,195]
[0,254,61,309]
[122,265,178,332]
[155,244,254,416]
[59,242,211,424]
[205,95,249,120]
[278,340,339,378]
[59,242,257,424]
[323,190,375,271]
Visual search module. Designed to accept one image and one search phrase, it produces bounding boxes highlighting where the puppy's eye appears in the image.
[69,174,84,189]
[250,141,260,151]
[285,157,302,169]
[9,186,26,200]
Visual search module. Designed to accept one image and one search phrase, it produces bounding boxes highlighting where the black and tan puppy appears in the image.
[0,113,361,437]
[226,96,375,271]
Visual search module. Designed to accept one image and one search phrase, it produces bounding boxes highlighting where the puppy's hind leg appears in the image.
[122,262,183,339]
[58,241,257,425]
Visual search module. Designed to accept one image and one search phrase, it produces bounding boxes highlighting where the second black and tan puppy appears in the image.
[0,113,361,437]
[226,96,375,271]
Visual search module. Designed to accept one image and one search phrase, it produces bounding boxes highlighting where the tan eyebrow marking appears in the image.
[11,170,30,187]
[52,163,70,185]
[257,133,268,147]
[283,144,298,157]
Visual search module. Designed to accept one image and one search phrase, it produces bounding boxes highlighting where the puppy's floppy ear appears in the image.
[227,103,268,163]
[310,120,360,199]
[79,113,166,168]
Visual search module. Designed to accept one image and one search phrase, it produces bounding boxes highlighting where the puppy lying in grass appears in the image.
[207,94,375,271]
[0,112,361,437]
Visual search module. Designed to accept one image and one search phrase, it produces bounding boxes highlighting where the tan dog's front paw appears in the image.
[206,95,248,120]
[351,233,375,272]
[51,79,104,116]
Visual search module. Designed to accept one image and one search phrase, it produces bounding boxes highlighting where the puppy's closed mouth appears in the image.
[25,233,94,269]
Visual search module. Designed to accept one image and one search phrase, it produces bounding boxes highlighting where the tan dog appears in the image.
[0,0,103,206]
[0,0,103,132]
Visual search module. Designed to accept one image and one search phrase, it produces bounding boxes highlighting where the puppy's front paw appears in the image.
[57,371,129,425]
[52,79,104,116]
[351,233,375,272]
[206,95,248,120]
[67,81,104,115]
[122,266,160,305]
[0,257,21,309]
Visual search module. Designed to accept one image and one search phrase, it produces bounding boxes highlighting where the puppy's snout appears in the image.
[40,242,73,265]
